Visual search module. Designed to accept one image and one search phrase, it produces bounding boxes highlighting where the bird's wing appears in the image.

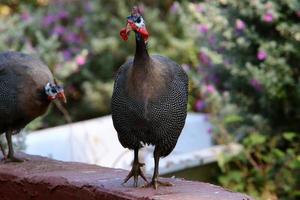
[113,58,133,89]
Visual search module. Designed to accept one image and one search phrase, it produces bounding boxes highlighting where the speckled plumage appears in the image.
[112,34,188,188]
[113,13,188,187]
[0,51,54,135]
[112,54,188,157]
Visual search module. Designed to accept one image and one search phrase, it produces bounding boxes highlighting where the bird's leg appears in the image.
[0,140,7,160]
[143,148,173,189]
[5,130,23,162]
[123,148,148,187]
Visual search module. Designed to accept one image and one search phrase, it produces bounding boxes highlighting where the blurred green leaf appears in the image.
[283,132,297,141]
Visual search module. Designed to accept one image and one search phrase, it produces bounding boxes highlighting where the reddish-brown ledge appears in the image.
[0,153,253,200]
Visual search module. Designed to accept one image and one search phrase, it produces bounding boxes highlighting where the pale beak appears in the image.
[57,91,67,104]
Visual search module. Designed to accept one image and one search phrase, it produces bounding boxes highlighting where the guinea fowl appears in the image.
[0,51,66,162]
[112,7,188,189]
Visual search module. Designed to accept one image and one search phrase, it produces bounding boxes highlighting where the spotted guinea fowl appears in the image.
[0,51,66,162]
[111,7,188,189]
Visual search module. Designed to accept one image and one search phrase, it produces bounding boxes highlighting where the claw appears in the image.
[123,162,148,187]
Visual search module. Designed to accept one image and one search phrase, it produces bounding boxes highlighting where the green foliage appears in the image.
[184,0,300,199]
[218,133,300,200]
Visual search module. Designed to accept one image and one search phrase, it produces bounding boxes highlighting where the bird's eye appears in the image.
[51,88,57,93]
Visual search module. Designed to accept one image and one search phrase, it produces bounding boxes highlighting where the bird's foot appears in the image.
[143,179,173,190]
[123,162,148,187]
[4,156,25,163]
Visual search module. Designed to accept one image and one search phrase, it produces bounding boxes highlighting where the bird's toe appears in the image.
[123,162,148,187]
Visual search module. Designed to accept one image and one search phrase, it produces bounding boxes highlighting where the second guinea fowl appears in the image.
[111,7,188,189]
[0,51,66,162]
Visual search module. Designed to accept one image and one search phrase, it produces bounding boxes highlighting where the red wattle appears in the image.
[139,27,149,42]
[120,28,128,41]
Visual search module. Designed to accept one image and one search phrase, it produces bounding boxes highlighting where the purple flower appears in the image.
[170,2,180,13]
[21,11,30,21]
[211,74,220,85]
[58,10,69,20]
[52,25,65,36]
[207,128,212,134]
[263,12,274,23]
[63,50,72,60]
[84,1,93,12]
[197,24,209,34]
[42,15,57,27]
[199,51,211,65]
[249,79,263,92]
[257,50,267,61]
[75,17,85,27]
[235,19,246,31]
[64,32,80,43]
[208,35,216,45]
[195,100,206,112]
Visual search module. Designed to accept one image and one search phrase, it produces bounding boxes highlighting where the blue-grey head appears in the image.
[44,82,67,103]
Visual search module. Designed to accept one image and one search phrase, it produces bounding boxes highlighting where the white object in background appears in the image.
[25,113,241,174]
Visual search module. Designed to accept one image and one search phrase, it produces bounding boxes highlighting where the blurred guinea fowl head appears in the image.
[120,6,149,43]
[44,82,67,103]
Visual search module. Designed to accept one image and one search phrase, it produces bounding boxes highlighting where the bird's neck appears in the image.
[133,32,150,67]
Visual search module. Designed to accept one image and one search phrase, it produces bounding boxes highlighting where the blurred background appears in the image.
[0,0,299,199]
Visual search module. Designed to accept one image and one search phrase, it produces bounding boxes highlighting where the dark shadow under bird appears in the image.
[0,51,66,162]
[111,7,188,189]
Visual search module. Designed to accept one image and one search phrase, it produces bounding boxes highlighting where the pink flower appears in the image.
[76,55,86,66]
[249,79,263,92]
[197,24,209,34]
[21,11,30,21]
[235,19,246,31]
[257,50,267,61]
[199,52,211,65]
[195,4,205,13]
[263,12,274,23]
[205,84,216,94]
[296,10,300,18]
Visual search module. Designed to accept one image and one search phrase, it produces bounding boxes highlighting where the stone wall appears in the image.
[0,153,253,200]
